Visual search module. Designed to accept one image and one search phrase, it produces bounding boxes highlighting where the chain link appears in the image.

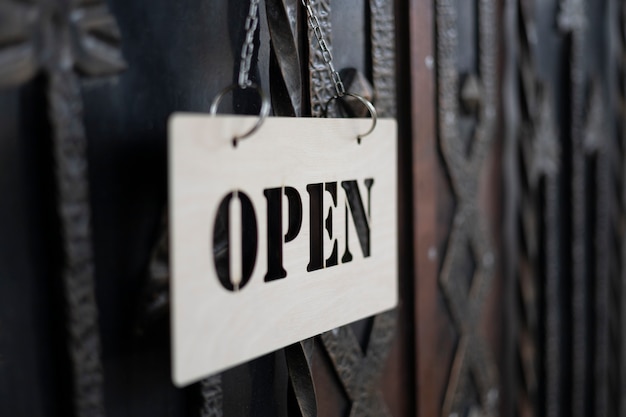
[302,0,346,97]
[238,0,261,88]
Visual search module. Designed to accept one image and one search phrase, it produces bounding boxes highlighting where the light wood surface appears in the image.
[169,114,398,386]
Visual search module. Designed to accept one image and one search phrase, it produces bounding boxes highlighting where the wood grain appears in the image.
[169,114,398,386]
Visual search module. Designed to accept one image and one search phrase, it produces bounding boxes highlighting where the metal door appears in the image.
[2,0,626,416]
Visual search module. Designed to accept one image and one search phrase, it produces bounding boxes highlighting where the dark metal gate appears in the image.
[1,0,626,416]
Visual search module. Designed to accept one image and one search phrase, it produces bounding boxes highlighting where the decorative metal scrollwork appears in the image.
[200,375,224,417]
[0,0,39,87]
[266,0,303,116]
[505,1,562,417]
[0,1,125,416]
[285,340,318,417]
[307,0,333,117]
[321,311,396,417]
[435,0,499,415]
[369,0,396,118]
[0,0,126,88]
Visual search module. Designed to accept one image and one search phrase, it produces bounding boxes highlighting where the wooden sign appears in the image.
[169,114,398,386]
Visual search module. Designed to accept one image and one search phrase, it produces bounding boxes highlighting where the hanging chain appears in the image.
[238,0,261,88]
[302,0,346,97]
[240,0,345,95]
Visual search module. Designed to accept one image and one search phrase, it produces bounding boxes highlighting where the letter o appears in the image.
[212,191,258,291]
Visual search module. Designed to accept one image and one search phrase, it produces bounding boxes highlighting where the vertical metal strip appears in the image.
[436,0,499,414]
[0,1,125,414]
[558,1,588,415]
[595,142,610,417]
[320,310,396,416]
[557,1,588,415]
[48,67,106,417]
[545,163,563,417]
[508,2,563,416]
[588,84,610,417]
[48,2,126,413]
[200,375,224,417]
[369,0,396,118]
[307,0,334,116]
[608,2,626,415]
[503,0,521,415]
[285,342,317,417]
[266,0,303,116]
[570,33,587,417]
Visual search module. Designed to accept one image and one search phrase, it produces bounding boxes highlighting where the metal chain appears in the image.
[238,0,261,88]
[302,0,346,97]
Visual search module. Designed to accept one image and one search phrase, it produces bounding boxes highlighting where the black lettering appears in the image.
[284,187,303,242]
[341,179,374,261]
[212,191,258,291]
[307,183,324,272]
[264,187,303,282]
[325,182,338,267]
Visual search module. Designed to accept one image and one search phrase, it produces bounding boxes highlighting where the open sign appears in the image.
[170,115,397,386]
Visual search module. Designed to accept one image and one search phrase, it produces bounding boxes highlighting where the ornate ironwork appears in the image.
[285,340,318,417]
[505,1,562,416]
[266,0,303,116]
[306,0,334,117]
[200,375,224,417]
[0,1,125,416]
[137,214,169,335]
[321,311,396,417]
[0,0,126,87]
[435,0,499,415]
[0,0,39,87]
[369,0,396,118]
[49,67,106,417]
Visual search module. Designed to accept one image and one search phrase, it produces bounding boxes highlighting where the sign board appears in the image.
[169,114,398,386]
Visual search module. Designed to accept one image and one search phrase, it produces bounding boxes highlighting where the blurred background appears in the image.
[0,0,624,416]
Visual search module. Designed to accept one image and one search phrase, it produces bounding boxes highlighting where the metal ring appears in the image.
[210,83,270,146]
[322,92,378,144]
